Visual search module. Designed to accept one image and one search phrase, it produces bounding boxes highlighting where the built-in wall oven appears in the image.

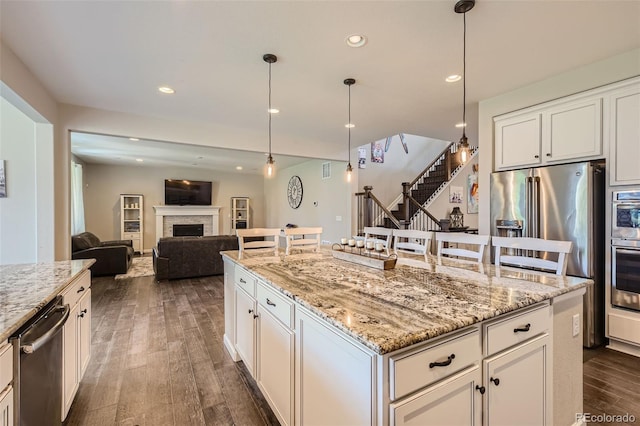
[612,190,640,311]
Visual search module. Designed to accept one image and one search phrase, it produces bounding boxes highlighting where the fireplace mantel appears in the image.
[153,205,221,241]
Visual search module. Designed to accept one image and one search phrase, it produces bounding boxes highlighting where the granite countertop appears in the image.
[0,260,95,342]
[222,249,590,355]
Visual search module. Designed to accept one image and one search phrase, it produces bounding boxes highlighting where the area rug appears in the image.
[115,256,154,280]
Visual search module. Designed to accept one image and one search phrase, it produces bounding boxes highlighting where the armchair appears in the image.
[71,232,134,276]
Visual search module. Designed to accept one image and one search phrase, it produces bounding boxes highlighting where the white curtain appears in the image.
[71,162,85,235]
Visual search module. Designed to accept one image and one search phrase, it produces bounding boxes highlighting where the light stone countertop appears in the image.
[0,260,95,342]
[222,249,590,355]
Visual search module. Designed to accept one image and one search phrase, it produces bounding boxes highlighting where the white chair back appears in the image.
[284,227,323,255]
[436,233,491,264]
[492,236,573,275]
[363,227,394,256]
[393,229,432,261]
[236,228,280,258]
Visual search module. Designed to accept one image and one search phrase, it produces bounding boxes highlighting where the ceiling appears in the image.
[1,1,639,164]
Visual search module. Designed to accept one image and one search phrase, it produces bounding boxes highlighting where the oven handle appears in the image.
[20,304,70,354]
[614,248,640,255]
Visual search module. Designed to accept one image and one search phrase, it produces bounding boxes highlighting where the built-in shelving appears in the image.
[120,194,143,253]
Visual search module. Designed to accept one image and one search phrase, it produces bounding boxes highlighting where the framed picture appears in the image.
[449,185,463,204]
[358,148,366,169]
[0,160,5,198]
[371,141,384,163]
[467,173,478,213]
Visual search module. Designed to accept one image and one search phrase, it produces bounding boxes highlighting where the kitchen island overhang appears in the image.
[222,249,588,425]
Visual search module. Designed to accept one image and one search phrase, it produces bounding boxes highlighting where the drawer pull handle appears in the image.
[77,286,85,293]
[266,298,276,307]
[490,377,500,386]
[475,385,485,395]
[239,278,246,284]
[513,323,531,333]
[429,353,455,368]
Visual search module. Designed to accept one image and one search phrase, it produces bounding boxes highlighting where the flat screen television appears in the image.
[165,179,212,206]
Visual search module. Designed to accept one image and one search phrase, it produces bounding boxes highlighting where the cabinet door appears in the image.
[0,386,13,426]
[235,287,256,377]
[610,84,640,185]
[495,113,542,169]
[391,366,482,426]
[78,290,92,378]
[296,307,375,426]
[544,97,602,163]
[484,334,549,426]
[62,302,80,420]
[257,307,294,426]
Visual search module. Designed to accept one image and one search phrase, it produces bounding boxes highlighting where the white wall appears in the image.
[264,159,351,245]
[478,48,640,234]
[82,163,266,250]
[357,134,450,207]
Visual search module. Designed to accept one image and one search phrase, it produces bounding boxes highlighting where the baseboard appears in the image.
[223,333,239,362]
[607,338,640,357]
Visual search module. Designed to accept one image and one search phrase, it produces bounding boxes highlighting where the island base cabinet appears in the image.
[256,307,293,426]
[484,334,549,426]
[0,387,12,426]
[235,287,256,377]
[390,366,482,426]
[295,307,375,426]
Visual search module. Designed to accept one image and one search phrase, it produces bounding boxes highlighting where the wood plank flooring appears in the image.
[63,274,278,426]
[64,273,640,425]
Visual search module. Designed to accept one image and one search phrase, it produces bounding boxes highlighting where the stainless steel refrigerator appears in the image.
[490,160,605,347]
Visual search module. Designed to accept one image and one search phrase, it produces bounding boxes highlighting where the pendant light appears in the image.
[344,78,356,182]
[264,53,277,177]
[455,0,474,163]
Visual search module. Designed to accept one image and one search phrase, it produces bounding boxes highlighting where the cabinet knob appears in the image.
[534,155,539,159]
[248,309,253,314]
[475,385,486,395]
[546,153,551,157]
[490,377,500,386]
[253,314,259,319]
[513,323,531,333]
[429,353,455,368]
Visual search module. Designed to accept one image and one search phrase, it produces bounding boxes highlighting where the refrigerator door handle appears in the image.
[526,177,532,237]
[533,176,541,238]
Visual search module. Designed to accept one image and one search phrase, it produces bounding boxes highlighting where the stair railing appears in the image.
[401,185,441,231]
[355,186,401,236]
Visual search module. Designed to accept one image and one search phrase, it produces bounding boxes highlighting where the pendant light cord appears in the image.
[462,10,467,140]
[348,83,351,165]
[268,61,272,156]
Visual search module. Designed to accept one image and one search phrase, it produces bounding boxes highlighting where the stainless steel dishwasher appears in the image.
[10,296,70,426]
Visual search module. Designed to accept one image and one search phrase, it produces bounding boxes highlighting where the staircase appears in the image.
[357,141,478,235]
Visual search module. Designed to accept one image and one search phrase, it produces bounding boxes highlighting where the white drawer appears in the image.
[61,269,91,308]
[123,232,140,240]
[0,342,12,391]
[235,265,256,297]
[485,303,550,356]
[389,328,480,401]
[256,281,294,329]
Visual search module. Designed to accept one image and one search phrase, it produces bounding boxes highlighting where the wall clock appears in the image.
[287,175,303,209]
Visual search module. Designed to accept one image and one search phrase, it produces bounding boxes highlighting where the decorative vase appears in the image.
[450,207,464,229]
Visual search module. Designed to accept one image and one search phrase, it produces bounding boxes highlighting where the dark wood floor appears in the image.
[63,274,278,426]
[64,273,640,425]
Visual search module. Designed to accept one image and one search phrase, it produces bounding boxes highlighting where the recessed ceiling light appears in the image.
[197,156,204,159]
[129,137,139,141]
[158,86,175,94]
[345,123,355,128]
[268,108,279,114]
[136,158,144,162]
[455,122,467,128]
[446,74,462,83]
[346,34,367,48]
[236,166,243,170]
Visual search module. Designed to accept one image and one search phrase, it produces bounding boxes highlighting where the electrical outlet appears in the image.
[336,216,342,222]
[572,314,580,337]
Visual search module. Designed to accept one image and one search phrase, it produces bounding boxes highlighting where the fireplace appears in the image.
[173,224,204,237]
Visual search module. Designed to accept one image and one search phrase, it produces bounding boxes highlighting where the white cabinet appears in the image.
[609,81,640,186]
[235,286,257,377]
[0,387,13,426]
[484,334,550,426]
[495,94,603,170]
[61,270,92,421]
[231,197,250,231]
[0,343,12,426]
[256,301,294,426]
[495,112,542,169]
[121,194,143,253]
[295,307,375,426]
[391,366,482,426]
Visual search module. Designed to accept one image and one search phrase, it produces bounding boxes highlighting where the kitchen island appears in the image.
[222,249,588,426]
[0,259,94,424]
